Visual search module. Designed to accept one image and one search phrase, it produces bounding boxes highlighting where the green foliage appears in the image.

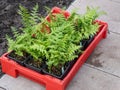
[18,5,31,29]
[18,4,41,33]
[7,4,42,58]
[68,7,105,40]
[7,5,104,72]
[42,14,81,70]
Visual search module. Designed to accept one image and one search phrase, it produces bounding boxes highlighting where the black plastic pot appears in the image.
[42,59,77,80]
[7,51,27,66]
[24,56,43,73]
[80,35,95,50]
[87,35,95,45]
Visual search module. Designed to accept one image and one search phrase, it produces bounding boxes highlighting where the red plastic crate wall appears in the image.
[0,7,108,90]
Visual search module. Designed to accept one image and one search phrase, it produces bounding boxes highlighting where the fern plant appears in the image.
[7,5,104,75]
[43,14,82,70]
[68,6,105,40]
[7,4,43,59]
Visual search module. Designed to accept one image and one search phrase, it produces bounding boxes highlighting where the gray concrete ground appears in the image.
[0,0,120,90]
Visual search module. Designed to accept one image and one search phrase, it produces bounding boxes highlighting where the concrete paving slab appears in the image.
[1,65,120,90]
[67,3,76,12]
[71,0,81,6]
[77,0,120,22]
[1,0,120,90]
[67,0,120,33]
[108,21,120,34]
[86,32,120,77]
[0,75,45,90]
[67,65,120,90]
[111,0,120,3]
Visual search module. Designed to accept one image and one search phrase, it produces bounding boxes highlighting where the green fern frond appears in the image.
[11,26,20,38]
[30,4,41,25]
[18,5,31,28]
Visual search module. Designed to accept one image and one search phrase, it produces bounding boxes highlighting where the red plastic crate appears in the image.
[0,7,108,90]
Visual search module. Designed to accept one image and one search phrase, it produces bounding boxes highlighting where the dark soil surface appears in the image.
[0,65,4,78]
[0,0,74,56]
[42,59,77,79]
[0,0,74,77]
